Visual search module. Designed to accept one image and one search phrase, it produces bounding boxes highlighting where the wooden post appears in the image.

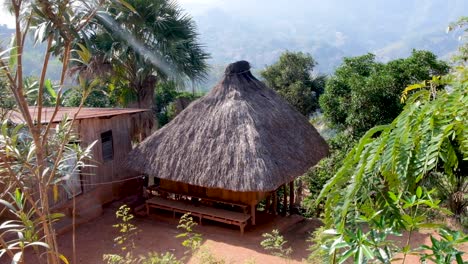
[289,181,294,214]
[282,184,288,215]
[296,178,303,206]
[265,193,271,213]
[272,190,278,215]
[250,200,257,225]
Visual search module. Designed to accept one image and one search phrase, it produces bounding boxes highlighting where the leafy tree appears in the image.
[260,51,325,116]
[320,50,449,137]
[63,87,116,108]
[314,65,467,263]
[154,81,181,126]
[154,81,203,126]
[77,0,209,130]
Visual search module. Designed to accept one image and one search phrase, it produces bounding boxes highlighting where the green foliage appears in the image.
[260,229,292,259]
[0,78,15,120]
[112,205,139,252]
[0,189,56,263]
[0,116,94,221]
[78,0,209,109]
[155,81,203,126]
[20,77,59,107]
[176,213,202,254]
[319,50,449,137]
[307,226,334,264]
[104,205,181,264]
[315,188,452,263]
[313,63,468,263]
[0,1,123,263]
[302,132,357,216]
[63,88,116,108]
[103,252,181,264]
[261,51,325,116]
[104,211,226,264]
[419,228,468,264]
[421,171,467,223]
[319,66,467,226]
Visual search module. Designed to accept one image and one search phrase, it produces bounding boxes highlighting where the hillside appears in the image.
[1,0,467,90]
[185,0,466,89]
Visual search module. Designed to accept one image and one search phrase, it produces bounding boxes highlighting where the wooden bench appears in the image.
[146,197,251,234]
[146,186,249,214]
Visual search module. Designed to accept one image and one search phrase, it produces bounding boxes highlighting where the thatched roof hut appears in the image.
[128,61,328,223]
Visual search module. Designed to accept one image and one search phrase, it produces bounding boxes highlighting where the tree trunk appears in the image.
[129,75,158,139]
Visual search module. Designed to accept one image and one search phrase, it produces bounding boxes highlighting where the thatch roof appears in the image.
[128,61,328,192]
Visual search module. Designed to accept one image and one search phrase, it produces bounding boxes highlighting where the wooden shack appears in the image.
[6,107,150,218]
[128,61,328,230]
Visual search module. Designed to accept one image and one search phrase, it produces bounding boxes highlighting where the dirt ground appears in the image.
[10,200,468,264]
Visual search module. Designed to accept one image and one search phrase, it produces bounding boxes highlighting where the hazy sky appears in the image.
[0,0,13,28]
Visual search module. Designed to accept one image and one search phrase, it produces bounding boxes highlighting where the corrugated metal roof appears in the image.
[7,107,149,124]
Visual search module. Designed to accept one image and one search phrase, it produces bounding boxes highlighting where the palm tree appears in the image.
[76,0,209,131]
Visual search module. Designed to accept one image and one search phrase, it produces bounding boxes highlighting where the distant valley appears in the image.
[1,0,466,91]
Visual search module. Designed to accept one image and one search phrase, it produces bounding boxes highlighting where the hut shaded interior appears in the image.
[129,61,329,227]
[159,179,266,205]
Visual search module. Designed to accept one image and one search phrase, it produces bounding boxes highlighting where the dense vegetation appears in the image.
[320,50,449,137]
[260,51,325,116]
[312,63,468,264]
[303,49,450,218]
[305,16,468,263]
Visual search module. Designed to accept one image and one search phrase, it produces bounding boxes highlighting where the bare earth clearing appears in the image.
[18,200,468,264]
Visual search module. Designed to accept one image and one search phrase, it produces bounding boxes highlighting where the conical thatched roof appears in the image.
[128,61,328,192]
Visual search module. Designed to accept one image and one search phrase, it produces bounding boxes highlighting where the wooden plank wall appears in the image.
[78,114,138,204]
[52,113,142,208]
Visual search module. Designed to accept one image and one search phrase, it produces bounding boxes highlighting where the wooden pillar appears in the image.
[282,184,287,216]
[265,193,271,213]
[296,178,303,206]
[250,200,257,225]
[272,190,278,215]
[289,181,294,214]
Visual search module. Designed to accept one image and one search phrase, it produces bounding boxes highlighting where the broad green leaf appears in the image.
[388,191,397,202]
[416,186,422,199]
[361,244,374,260]
[44,79,57,99]
[338,248,355,264]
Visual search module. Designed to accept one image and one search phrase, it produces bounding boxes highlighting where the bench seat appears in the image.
[146,197,251,234]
